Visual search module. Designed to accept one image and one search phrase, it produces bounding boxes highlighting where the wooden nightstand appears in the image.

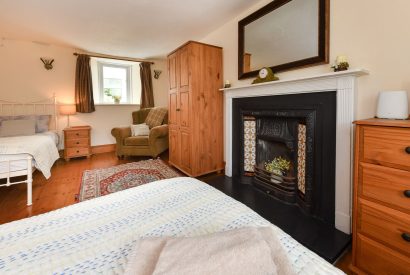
[63,126,92,161]
[351,119,410,274]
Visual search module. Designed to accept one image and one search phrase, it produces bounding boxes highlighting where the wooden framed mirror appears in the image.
[238,0,329,79]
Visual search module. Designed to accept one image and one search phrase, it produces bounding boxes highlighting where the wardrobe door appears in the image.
[168,52,180,166]
[169,126,180,166]
[168,52,178,127]
[180,130,191,172]
[178,46,190,129]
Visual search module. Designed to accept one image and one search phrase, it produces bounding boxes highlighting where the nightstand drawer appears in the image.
[65,129,89,140]
[355,234,410,275]
[358,198,410,256]
[360,162,410,213]
[362,126,410,170]
[66,147,90,158]
[66,138,89,148]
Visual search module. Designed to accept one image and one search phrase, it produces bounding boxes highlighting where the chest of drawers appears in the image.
[352,119,410,274]
[63,126,91,161]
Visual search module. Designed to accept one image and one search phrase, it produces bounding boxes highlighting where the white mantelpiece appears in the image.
[221,69,369,234]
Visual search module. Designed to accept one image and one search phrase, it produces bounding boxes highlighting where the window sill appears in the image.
[95,104,140,106]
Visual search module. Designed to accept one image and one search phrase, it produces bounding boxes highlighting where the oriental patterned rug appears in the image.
[77,159,181,202]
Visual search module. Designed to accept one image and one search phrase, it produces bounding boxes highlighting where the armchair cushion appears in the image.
[131,123,150,136]
[124,136,149,146]
[145,107,167,128]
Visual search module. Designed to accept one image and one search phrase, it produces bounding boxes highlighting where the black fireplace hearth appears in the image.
[220,92,350,262]
[233,92,337,226]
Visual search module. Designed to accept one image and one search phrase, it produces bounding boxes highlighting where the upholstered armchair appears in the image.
[111,108,168,158]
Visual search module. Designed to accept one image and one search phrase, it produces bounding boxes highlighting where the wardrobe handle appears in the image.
[402,233,410,242]
[176,108,180,111]
[404,190,410,198]
[405,147,410,154]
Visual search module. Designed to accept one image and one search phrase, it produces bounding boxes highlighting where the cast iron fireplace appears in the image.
[232,92,336,225]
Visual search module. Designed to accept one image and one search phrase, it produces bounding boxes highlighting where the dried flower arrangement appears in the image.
[264,156,291,176]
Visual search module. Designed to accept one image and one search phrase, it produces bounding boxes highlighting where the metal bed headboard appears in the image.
[0,94,58,131]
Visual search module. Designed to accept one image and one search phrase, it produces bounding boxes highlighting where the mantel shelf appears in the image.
[220,68,369,92]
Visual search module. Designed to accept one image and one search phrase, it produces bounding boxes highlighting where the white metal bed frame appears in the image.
[0,95,58,206]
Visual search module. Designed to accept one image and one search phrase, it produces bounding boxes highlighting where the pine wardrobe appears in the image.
[167,41,224,177]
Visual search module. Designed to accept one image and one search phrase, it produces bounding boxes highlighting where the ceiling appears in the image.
[0,0,255,59]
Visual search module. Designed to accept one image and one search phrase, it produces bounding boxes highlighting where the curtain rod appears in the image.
[73,52,154,64]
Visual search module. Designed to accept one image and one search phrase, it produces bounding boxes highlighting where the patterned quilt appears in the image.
[0,177,343,274]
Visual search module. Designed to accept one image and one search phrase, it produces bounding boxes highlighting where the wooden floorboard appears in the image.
[0,152,158,224]
[0,151,352,273]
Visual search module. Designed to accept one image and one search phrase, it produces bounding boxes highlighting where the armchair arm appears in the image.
[111,127,132,141]
[149,124,169,141]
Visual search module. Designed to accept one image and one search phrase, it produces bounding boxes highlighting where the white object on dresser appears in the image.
[376,90,409,119]
[0,95,58,206]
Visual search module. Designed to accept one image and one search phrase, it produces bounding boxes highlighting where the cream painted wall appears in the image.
[0,39,169,146]
[201,0,410,119]
[152,60,168,107]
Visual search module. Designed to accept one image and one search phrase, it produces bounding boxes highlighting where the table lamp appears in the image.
[59,104,76,127]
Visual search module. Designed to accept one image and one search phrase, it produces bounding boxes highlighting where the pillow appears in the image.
[144,107,167,129]
[35,115,51,133]
[0,119,36,137]
[131,123,150,136]
[0,115,51,133]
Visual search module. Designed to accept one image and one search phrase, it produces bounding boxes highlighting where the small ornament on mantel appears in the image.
[331,55,350,72]
[224,80,231,88]
[252,67,279,84]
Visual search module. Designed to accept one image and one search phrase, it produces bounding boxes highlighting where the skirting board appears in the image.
[91,144,116,154]
[59,144,116,157]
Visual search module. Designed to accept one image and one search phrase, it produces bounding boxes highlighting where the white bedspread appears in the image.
[0,177,344,274]
[0,134,59,178]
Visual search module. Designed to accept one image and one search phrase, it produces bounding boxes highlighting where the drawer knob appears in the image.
[76,150,79,153]
[402,233,410,242]
[405,147,410,154]
[76,142,79,144]
[404,190,410,198]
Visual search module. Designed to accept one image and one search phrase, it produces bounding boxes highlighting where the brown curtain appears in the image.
[75,54,95,113]
[140,62,154,108]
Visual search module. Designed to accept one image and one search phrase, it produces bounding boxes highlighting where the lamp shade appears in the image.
[59,104,76,115]
[376,91,409,119]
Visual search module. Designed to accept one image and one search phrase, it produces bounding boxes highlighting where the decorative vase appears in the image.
[270,169,283,184]
[114,98,120,104]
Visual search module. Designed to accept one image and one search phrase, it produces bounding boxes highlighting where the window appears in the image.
[91,58,141,105]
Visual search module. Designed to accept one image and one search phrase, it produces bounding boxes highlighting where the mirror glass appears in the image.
[238,0,328,79]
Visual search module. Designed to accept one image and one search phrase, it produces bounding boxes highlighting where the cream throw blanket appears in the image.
[125,227,295,275]
[0,134,59,178]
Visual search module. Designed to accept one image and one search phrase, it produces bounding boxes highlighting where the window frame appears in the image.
[97,61,132,104]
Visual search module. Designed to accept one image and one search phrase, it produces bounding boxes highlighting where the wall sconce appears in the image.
[154,70,162,79]
[40,58,54,70]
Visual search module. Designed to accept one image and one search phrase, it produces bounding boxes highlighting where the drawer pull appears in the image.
[76,142,79,145]
[76,133,79,136]
[405,147,410,154]
[404,190,410,198]
[76,150,79,153]
[402,233,410,242]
